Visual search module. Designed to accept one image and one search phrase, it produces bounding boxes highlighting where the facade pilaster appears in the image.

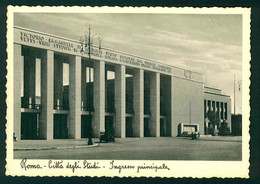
[226,99,232,130]
[170,76,175,137]
[150,72,160,137]
[13,44,22,140]
[115,65,126,138]
[93,61,105,137]
[40,50,54,140]
[133,69,144,137]
[69,55,82,139]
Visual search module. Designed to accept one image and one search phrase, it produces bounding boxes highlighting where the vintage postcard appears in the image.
[6,6,250,177]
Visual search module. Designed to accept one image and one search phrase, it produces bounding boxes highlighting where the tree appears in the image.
[218,120,231,136]
[207,110,221,136]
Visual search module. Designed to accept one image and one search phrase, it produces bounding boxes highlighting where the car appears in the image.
[100,131,115,143]
[191,132,200,140]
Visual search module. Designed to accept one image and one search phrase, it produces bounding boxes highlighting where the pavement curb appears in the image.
[14,143,99,151]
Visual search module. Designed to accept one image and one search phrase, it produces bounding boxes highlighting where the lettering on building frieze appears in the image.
[120,55,141,66]
[91,48,102,58]
[16,29,173,75]
[105,51,118,61]
[19,31,80,53]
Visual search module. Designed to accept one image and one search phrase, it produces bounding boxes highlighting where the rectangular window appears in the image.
[86,67,94,82]
[63,63,69,86]
[35,58,41,97]
[86,67,94,111]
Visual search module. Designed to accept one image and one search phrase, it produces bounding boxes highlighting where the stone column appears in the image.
[93,61,105,137]
[40,50,54,140]
[133,69,144,137]
[150,72,160,137]
[69,56,81,139]
[226,99,232,130]
[115,65,126,138]
[13,44,22,140]
[105,68,108,112]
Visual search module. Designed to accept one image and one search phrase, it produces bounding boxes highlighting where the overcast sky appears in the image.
[14,13,243,114]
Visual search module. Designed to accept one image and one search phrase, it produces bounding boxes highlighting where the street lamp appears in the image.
[234,74,242,115]
[80,25,103,145]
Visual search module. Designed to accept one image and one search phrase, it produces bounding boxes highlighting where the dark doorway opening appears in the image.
[126,117,133,137]
[21,113,38,140]
[160,118,166,137]
[105,116,114,136]
[144,118,150,137]
[54,114,68,139]
[81,115,91,138]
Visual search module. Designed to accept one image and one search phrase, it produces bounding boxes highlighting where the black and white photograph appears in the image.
[6,6,250,177]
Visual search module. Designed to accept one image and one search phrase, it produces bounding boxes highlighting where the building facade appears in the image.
[13,26,231,140]
[204,86,231,134]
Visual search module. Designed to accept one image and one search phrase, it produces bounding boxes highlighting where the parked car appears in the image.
[100,131,115,143]
[191,132,200,140]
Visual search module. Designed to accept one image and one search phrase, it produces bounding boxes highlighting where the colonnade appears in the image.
[14,44,174,140]
[204,100,228,120]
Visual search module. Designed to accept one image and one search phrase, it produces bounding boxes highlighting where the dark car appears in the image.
[100,131,115,143]
[191,132,200,140]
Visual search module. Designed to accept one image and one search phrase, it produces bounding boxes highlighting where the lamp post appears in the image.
[234,74,242,116]
[80,25,103,145]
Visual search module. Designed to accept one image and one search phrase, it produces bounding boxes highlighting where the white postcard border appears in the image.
[6,6,251,178]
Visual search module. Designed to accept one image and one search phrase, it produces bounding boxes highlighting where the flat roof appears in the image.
[204,86,222,91]
[204,91,230,97]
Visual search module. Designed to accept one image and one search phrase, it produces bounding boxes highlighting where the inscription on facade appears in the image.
[14,27,204,82]
[15,28,173,74]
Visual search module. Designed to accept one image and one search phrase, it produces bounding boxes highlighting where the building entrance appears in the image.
[160,118,167,137]
[81,115,91,138]
[54,114,68,139]
[21,113,38,140]
[144,118,150,137]
[126,117,133,137]
[105,116,114,136]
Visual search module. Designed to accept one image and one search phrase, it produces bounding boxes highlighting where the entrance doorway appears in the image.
[21,113,38,140]
[144,118,150,137]
[54,114,68,139]
[81,115,91,138]
[126,117,133,137]
[105,116,114,136]
[160,118,166,137]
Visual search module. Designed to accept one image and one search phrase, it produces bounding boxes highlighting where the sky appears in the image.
[14,13,243,114]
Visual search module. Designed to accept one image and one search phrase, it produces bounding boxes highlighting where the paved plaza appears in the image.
[14,136,242,160]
